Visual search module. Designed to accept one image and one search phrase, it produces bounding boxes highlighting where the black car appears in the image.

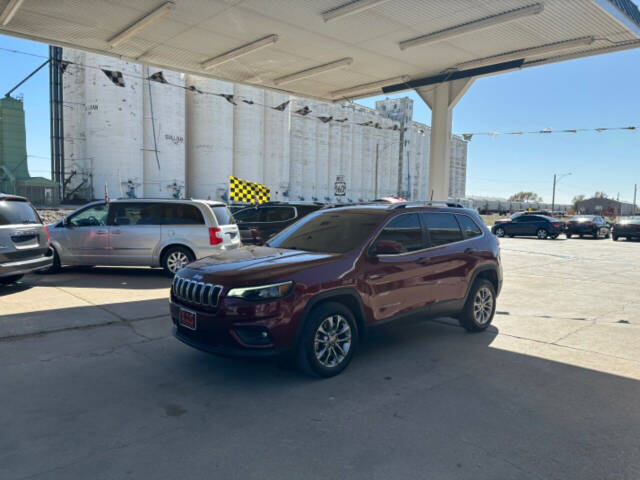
[612,217,640,241]
[234,202,325,245]
[491,214,565,239]
[565,215,610,239]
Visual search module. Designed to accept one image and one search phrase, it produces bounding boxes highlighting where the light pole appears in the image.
[551,172,571,212]
[375,140,403,199]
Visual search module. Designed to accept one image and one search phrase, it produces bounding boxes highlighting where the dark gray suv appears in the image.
[0,194,52,284]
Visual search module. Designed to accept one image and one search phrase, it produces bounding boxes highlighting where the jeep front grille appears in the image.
[172,276,222,307]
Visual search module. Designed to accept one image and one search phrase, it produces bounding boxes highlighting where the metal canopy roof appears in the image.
[1,0,639,102]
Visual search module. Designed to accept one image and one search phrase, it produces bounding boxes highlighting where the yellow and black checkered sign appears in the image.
[229,175,270,204]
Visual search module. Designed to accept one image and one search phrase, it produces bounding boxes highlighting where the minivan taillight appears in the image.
[552,222,562,227]
[209,227,223,245]
[44,225,50,244]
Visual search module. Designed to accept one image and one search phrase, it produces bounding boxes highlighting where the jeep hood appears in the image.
[182,245,340,285]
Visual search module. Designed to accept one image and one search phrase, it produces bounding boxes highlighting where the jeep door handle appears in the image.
[96,230,108,235]
[418,257,432,265]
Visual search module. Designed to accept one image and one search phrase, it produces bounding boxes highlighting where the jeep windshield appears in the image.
[267,209,385,253]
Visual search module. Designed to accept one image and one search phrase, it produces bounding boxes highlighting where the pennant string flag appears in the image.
[148,71,168,84]
[295,106,311,116]
[57,60,71,73]
[318,116,333,123]
[272,100,290,111]
[242,99,255,105]
[218,94,236,105]
[101,69,125,87]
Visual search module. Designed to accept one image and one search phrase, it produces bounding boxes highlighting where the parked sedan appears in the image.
[612,217,640,241]
[491,214,565,239]
[565,215,610,239]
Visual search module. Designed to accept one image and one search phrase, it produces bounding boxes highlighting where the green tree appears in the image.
[593,191,608,199]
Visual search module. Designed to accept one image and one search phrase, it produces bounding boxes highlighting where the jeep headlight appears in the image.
[227,281,293,301]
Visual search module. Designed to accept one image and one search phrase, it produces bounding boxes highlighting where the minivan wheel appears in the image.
[297,301,358,378]
[458,279,496,332]
[37,247,61,274]
[0,274,24,285]
[494,227,505,237]
[162,246,194,276]
[537,228,548,239]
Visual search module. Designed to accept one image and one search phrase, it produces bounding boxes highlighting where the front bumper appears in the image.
[170,295,299,356]
[0,255,52,278]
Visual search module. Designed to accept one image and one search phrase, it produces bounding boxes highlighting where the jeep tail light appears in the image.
[585,221,593,226]
[251,228,261,240]
[552,222,562,227]
[209,227,223,245]
[44,225,50,244]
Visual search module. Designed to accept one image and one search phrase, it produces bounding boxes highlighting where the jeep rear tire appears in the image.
[297,301,358,378]
[458,279,496,332]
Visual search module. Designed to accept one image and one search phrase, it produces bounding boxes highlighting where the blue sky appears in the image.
[1,29,640,204]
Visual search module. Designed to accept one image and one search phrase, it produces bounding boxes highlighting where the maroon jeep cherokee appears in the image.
[170,203,502,377]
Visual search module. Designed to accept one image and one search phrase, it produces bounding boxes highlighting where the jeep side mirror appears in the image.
[372,240,405,255]
[62,217,71,228]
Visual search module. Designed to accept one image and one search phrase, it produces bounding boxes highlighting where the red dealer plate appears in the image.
[179,309,197,330]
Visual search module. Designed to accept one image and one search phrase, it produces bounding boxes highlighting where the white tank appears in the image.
[350,108,364,202]
[233,84,264,186]
[186,76,234,201]
[142,67,185,198]
[327,104,342,202]
[300,100,316,201]
[61,49,89,199]
[83,53,143,199]
[314,101,330,202]
[338,107,353,203]
[263,91,290,201]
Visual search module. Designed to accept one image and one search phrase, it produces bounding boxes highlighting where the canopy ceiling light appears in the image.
[399,3,544,51]
[330,75,411,99]
[0,0,25,26]
[456,36,595,70]
[108,2,174,47]
[202,34,279,70]
[322,0,391,23]
[273,58,353,86]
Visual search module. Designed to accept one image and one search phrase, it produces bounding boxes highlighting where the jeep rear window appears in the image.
[267,210,385,253]
[0,200,41,225]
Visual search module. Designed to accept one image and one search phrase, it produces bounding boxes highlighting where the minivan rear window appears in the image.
[0,199,41,226]
[162,204,205,225]
[210,205,235,225]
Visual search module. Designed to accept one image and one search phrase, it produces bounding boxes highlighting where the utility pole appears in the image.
[552,172,571,213]
[374,143,379,199]
[551,174,557,212]
[633,184,637,216]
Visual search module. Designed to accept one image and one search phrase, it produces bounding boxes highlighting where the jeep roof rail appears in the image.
[390,200,464,209]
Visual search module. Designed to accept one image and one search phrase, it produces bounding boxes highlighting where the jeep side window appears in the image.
[423,213,463,246]
[372,214,423,254]
[456,214,482,239]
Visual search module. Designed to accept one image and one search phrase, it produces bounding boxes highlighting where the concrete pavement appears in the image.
[1,238,639,479]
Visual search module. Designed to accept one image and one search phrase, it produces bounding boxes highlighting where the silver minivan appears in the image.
[49,198,240,275]
[0,194,53,284]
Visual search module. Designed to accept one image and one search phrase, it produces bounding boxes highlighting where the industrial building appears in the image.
[575,197,637,216]
[61,49,467,203]
[0,96,58,204]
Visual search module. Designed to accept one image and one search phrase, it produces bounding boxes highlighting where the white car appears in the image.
[48,198,240,275]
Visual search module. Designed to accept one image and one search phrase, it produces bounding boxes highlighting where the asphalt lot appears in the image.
[1,237,639,479]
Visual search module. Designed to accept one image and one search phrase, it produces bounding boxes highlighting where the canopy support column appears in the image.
[417,77,474,200]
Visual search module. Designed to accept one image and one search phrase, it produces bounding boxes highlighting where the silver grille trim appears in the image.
[172,276,222,307]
